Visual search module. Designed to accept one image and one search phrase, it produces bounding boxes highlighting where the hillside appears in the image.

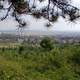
[0,42,80,80]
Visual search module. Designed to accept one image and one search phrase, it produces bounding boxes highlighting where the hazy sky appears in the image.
[0,0,80,31]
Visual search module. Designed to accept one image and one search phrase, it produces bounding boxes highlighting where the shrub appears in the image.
[71,53,80,65]
[1,47,5,52]
[18,45,24,54]
[40,37,54,50]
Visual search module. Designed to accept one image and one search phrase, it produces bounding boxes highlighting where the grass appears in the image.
[0,43,80,80]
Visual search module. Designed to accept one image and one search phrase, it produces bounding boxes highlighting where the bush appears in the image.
[40,37,54,50]
[18,45,24,54]
[71,53,80,65]
[1,47,5,52]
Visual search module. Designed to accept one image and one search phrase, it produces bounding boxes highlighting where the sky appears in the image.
[0,0,80,31]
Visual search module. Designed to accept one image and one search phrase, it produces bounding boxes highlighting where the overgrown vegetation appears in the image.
[0,40,80,80]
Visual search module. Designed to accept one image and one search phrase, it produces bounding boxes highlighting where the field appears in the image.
[0,42,80,80]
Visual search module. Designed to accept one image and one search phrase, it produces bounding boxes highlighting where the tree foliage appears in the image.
[40,37,54,50]
[0,0,80,28]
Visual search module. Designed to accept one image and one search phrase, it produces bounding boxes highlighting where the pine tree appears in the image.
[0,0,80,28]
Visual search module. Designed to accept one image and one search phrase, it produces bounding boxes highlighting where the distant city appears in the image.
[0,30,80,43]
